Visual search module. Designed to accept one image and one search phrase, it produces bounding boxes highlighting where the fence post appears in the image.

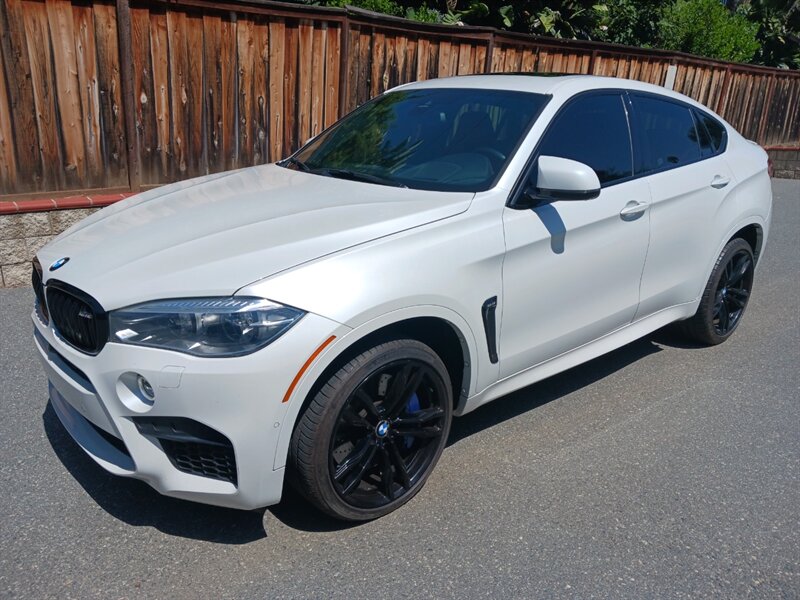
[116,0,140,192]
[484,34,494,73]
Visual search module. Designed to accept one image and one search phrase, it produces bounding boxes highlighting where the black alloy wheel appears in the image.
[680,238,755,345]
[329,359,447,509]
[289,339,453,521]
[711,248,753,336]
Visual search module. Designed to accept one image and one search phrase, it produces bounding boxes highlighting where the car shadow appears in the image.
[447,334,663,446]
[42,402,269,544]
[42,328,688,539]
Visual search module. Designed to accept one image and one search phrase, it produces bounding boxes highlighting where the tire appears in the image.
[289,339,453,521]
[679,238,755,345]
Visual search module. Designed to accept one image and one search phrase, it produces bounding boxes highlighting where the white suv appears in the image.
[32,75,772,521]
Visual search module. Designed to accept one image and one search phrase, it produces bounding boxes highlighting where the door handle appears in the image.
[619,200,649,220]
[710,175,730,189]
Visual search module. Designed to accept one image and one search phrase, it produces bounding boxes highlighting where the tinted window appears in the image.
[694,111,715,157]
[632,95,702,174]
[537,93,632,185]
[290,89,549,192]
[695,109,727,153]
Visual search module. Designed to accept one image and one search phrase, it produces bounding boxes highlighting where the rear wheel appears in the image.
[679,238,755,345]
[289,339,452,521]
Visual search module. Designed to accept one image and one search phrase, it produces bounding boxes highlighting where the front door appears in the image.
[499,92,651,378]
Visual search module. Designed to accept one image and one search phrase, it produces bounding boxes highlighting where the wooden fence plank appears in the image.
[356,28,370,106]
[220,14,236,170]
[345,24,359,111]
[93,2,128,186]
[167,9,189,175]
[456,42,471,75]
[268,18,284,161]
[416,37,429,81]
[323,22,339,126]
[521,47,535,73]
[395,33,407,84]
[283,20,297,154]
[203,13,223,172]
[371,30,385,96]
[297,19,313,145]
[236,16,255,166]
[0,49,17,193]
[131,5,156,183]
[252,18,269,163]
[310,23,325,138]
[149,7,170,179]
[73,3,102,184]
[427,38,438,79]
[438,40,451,77]
[46,0,86,186]
[405,36,416,81]
[23,0,63,190]
[0,0,41,192]
[474,42,485,74]
[184,11,204,176]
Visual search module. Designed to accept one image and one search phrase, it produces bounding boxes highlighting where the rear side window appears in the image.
[694,109,727,155]
[537,93,633,186]
[632,95,702,174]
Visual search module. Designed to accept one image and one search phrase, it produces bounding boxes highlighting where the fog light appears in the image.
[137,375,155,401]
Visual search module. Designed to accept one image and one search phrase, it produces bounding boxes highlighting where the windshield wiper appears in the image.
[281,156,311,172]
[315,168,407,188]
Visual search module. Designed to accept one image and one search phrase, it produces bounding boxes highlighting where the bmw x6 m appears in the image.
[32,75,772,521]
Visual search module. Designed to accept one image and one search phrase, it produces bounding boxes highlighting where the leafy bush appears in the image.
[318,0,404,16]
[592,0,663,47]
[659,0,760,63]
[738,0,800,69]
[405,4,442,23]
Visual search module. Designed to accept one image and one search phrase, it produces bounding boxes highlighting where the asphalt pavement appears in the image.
[1,179,798,599]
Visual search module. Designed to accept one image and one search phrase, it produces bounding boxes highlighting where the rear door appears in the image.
[629,93,737,318]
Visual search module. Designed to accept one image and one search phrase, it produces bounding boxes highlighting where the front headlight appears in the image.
[108,297,305,357]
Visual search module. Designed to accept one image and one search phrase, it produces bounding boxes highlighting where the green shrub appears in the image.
[592,0,663,47]
[659,0,760,63]
[405,4,442,23]
[318,0,404,16]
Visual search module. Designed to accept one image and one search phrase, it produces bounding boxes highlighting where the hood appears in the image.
[38,165,473,309]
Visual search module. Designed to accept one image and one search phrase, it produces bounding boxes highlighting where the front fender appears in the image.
[270,304,482,471]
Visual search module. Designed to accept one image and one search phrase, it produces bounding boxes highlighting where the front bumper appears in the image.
[33,308,343,510]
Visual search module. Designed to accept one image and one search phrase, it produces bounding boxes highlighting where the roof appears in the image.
[395,74,709,112]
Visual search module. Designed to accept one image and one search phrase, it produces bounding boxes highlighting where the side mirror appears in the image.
[520,155,601,206]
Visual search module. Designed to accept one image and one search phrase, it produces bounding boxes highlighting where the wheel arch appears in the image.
[694,215,767,303]
[730,222,764,264]
[273,306,479,471]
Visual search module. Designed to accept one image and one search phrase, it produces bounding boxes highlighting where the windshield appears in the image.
[284,88,550,192]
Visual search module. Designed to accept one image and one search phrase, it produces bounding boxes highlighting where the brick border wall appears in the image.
[0,194,133,288]
[767,149,800,180]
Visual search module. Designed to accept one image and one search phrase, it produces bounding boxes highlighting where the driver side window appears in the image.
[537,93,633,186]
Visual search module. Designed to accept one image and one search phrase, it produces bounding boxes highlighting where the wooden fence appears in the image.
[1,0,799,197]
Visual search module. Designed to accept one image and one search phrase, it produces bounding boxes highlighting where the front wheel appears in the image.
[289,339,453,521]
[679,238,755,345]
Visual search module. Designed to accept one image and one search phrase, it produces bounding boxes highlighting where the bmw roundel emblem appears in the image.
[376,420,390,438]
[49,257,70,271]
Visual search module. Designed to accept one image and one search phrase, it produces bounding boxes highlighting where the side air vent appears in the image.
[32,259,49,323]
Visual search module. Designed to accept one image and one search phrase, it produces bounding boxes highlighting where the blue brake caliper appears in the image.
[404,393,420,448]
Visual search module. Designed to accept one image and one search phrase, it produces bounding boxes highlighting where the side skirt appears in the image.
[458,301,697,415]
